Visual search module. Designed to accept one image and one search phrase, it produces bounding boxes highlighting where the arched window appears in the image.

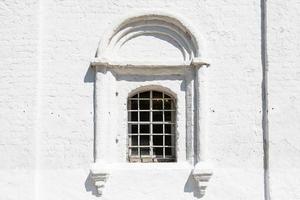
[128,90,176,162]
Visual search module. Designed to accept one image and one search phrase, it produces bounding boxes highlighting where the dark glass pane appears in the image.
[140,91,150,98]
[130,112,138,121]
[164,93,171,98]
[129,124,138,133]
[153,91,163,98]
[154,148,163,156]
[164,111,172,121]
[131,136,138,146]
[152,99,163,109]
[153,124,163,133]
[130,100,138,110]
[164,99,172,109]
[140,148,150,155]
[140,135,150,145]
[131,148,138,156]
[165,135,172,146]
[140,112,149,121]
[140,124,149,133]
[153,111,163,121]
[153,135,163,146]
[165,148,172,156]
[139,100,150,110]
[132,94,138,98]
[165,124,171,133]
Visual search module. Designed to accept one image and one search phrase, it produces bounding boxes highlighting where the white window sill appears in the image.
[91,161,193,173]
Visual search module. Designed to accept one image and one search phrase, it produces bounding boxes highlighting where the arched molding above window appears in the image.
[93,11,208,66]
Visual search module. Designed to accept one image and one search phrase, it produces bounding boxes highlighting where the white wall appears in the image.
[0,0,299,200]
[268,1,300,199]
[0,0,38,199]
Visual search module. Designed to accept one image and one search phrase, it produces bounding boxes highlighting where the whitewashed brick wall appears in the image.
[0,0,299,200]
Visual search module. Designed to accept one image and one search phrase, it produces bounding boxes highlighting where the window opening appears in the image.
[128,90,176,162]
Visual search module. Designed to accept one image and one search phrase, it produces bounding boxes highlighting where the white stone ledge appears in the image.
[90,57,210,69]
[91,58,190,67]
[92,162,193,171]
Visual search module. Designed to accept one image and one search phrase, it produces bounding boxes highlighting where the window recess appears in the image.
[128,90,176,162]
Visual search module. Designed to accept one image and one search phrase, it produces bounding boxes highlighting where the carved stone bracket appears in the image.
[90,163,110,196]
[192,162,213,196]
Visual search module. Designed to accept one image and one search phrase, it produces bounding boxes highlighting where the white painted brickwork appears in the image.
[0,0,299,200]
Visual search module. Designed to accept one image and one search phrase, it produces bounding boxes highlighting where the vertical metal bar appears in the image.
[137,92,140,158]
[150,90,153,158]
[172,99,175,158]
[162,92,165,159]
[128,100,131,160]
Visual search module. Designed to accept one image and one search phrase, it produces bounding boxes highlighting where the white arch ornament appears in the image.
[92,12,206,66]
[90,12,213,197]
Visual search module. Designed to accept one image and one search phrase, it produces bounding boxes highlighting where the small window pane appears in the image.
[153,111,163,121]
[130,112,138,121]
[140,112,149,121]
[140,91,150,98]
[140,148,150,155]
[129,124,138,133]
[131,148,138,156]
[165,135,172,146]
[164,111,172,121]
[153,135,163,146]
[164,93,171,98]
[140,135,150,145]
[140,124,149,133]
[131,136,138,146]
[153,91,163,98]
[153,99,163,109]
[165,124,171,133]
[154,147,163,156]
[165,148,172,156]
[139,100,150,110]
[153,124,163,133]
[164,99,172,109]
[130,100,138,110]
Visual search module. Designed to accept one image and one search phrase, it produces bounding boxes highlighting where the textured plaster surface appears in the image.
[268,0,300,199]
[0,0,299,199]
[0,0,38,199]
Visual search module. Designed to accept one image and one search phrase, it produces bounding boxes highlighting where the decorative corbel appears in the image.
[192,162,213,196]
[90,163,110,196]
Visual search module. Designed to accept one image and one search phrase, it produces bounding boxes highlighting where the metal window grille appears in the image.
[128,90,176,162]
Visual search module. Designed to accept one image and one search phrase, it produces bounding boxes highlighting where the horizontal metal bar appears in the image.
[129,145,175,148]
[129,156,175,159]
[129,133,174,135]
[128,98,174,100]
[128,110,176,112]
[128,122,175,124]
